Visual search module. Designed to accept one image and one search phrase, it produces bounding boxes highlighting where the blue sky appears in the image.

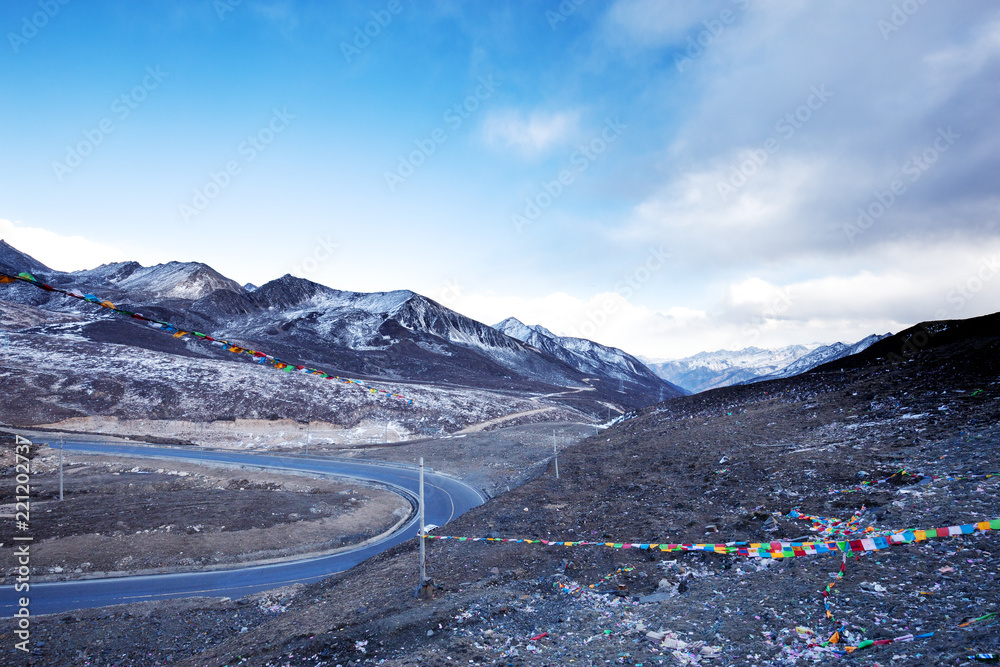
[2,0,999,358]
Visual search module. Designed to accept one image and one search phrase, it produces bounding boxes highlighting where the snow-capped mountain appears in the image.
[645,335,893,394]
[744,333,891,384]
[72,260,244,301]
[493,317,686,399]
[644,345,820,394]
[0,241,672,417]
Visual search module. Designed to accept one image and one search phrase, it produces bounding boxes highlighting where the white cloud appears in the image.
[0,219,126,272]
[481,108,580,157]
[605,0,735,47]
[614,1,1000,274]
[626,152,840,267]
[925,19,1000,77]
[714,237,1000,350]
[726,277,784,307]
[436,235,1000,359]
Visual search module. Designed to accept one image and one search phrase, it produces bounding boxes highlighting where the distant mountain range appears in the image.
[643,335,889,394]
[743,334,890,385]
[0,240,682,426]
[642,345,818,394]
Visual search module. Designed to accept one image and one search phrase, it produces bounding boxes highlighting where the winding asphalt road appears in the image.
[1,440,485,616]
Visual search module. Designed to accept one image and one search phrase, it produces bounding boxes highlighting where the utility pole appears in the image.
[384,420,389,443]
[59,436,64,501]
[305,422,310,456]
[553,430,559,479]
[419,457,427,586]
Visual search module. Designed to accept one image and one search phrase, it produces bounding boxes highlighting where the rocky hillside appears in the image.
[22,308,1000,665]
[494,316,686,399]
[0,241,675,430]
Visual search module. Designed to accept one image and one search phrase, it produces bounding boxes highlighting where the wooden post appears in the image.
[59,437,64,501]
[305,422,310,456]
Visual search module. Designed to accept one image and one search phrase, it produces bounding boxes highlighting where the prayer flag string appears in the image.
[1,271,412,403]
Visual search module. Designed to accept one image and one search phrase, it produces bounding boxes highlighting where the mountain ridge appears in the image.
[745,333,891,384]
[642,332,894,393]
[494,316,686,398]
[644,344,820,393]
[0,240,675,416]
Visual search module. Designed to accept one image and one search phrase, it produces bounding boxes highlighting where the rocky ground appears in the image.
[5,319,1000,666]
[0,444,410,579]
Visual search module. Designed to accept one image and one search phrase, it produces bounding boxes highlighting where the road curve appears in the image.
[1,440,485,616]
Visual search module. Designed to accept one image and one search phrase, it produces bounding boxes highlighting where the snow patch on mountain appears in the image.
[493,317,685,397]
[746,333,891,383]
[73,261,244,301]
[645,345,821,394]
